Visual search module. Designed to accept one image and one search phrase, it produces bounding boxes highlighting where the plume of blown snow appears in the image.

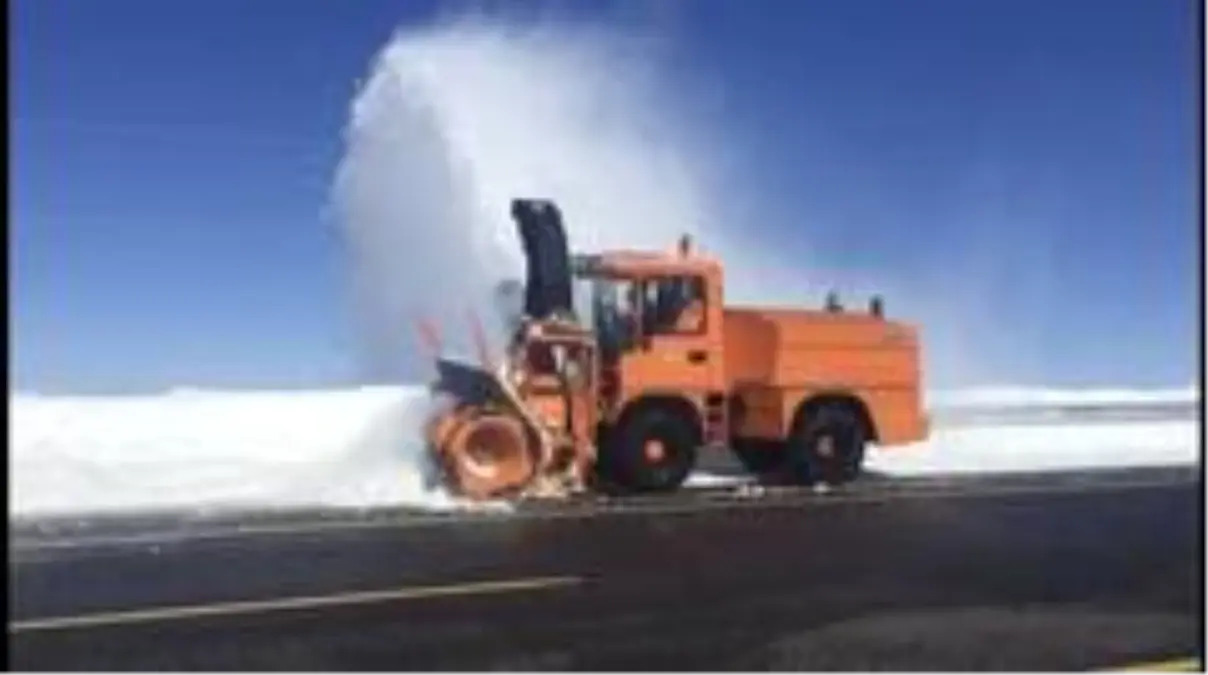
[331,13,777,381]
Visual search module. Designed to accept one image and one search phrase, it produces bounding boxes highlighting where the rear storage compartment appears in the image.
[723,308,928,445]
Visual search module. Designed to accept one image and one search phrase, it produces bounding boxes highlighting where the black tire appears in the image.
[589,424,627,495]
[731,439,787,477]
[601,406,699,493]
[787,403,866,486]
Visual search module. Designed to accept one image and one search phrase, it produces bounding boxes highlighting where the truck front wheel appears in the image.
[600,407,698,493]
[787,403,866,486]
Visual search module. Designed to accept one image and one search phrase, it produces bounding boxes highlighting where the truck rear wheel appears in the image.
[602,407,698,493]
[788,403,866,486]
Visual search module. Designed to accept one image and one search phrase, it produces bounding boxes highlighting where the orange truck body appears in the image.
[591,248,928,448]
[425,200,929,500]
[722,308,928,446]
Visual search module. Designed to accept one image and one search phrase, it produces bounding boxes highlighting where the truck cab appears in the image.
[571,238,730,443]
[511,198,927,494]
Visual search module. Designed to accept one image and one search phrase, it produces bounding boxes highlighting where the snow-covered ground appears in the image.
[864,417,1197,476]
[9,385,1200,518]
[928,385,1199,410]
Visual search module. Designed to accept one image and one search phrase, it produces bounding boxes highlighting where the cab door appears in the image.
[619,274,724,397]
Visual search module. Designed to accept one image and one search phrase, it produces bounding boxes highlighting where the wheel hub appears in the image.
[644,439,667,462]
[816,435,835,458]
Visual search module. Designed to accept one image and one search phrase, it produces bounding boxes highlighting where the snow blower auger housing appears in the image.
[423,198,930,501]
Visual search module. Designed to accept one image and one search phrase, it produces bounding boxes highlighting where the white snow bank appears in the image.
[929,385,1199,410]
[867,418,1199,476]
[10,386,509,517]
[9,385,1200,518]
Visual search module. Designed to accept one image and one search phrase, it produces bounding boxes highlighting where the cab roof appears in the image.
[572,249,722,278]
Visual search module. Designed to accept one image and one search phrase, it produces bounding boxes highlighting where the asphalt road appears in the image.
[8,466,1203,671]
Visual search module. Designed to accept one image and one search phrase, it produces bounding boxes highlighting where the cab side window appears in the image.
[643,276,706,336]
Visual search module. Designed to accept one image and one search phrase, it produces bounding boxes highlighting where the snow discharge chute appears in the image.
[512,198,574,321]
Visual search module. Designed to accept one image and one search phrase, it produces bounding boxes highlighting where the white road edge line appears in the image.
[11,474,1195,555]
[9,575,584,634]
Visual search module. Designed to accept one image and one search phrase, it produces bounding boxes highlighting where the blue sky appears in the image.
[12,0,1200,393]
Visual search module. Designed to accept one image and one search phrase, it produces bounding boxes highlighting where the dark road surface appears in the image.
[8,466,1203,671]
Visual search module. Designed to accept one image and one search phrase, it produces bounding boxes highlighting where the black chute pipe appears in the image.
[511,199,574,320]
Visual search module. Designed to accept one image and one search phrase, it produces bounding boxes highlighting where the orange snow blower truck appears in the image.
[424,199,929,500]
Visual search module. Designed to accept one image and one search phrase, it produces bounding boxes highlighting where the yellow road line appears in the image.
[1107,657,1202,672]
[8,575,582,634]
